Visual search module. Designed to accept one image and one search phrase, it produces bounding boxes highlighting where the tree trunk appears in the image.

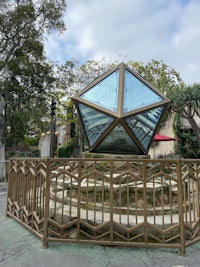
[187,116,200,147]
[0,94,6,181]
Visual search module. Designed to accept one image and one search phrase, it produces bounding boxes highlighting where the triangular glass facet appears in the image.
[123,70,163,113]
[80,70,119,112]
[125,106,164,150]
[78,103,114,146]
[95,123,141,154]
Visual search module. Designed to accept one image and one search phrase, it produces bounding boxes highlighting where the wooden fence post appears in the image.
[43,158,50,248]
[177,159,186,256]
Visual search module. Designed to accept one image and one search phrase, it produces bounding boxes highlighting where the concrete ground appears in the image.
[1,182,200,267]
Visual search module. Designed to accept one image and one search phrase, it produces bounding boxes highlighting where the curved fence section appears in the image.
[6,158,200,255]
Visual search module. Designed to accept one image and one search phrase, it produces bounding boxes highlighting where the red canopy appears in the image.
[153,133,177,142]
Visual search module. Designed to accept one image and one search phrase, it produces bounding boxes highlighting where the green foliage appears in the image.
[0,0,67,149]
[127,59,185,95]
[6,146,40,158]
[24,136,39,147]
[173,113,200,158]
[170,83,200,114]
[57,138,76,158]
[171,84,200,150]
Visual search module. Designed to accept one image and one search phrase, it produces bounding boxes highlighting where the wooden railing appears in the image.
[6,157,200,255]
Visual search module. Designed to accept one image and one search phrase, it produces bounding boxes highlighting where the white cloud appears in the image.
[45,0,200,84]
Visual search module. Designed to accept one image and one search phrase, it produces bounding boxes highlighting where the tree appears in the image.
[127,62,200,156]
[174,84,200,142]
[0,0,67,180]
[172,84,200,157]
[56,59,116,102]
[173,113,200,158]
[127,59,185,96]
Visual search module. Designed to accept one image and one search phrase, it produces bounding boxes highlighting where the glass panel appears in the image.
[123,70,163,113]
[78,103,114,146]
[95,124,141,154]
[80,70,119,112]
[125,107,164,149]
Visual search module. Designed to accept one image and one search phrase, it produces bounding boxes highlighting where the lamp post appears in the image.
[50,96,56,158]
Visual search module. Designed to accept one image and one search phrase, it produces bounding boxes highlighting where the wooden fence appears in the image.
[6,157,200,255]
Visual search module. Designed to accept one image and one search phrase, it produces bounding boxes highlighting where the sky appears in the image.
[45,0,200,85]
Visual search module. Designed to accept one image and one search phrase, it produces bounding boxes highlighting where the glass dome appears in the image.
[72,63,170,155]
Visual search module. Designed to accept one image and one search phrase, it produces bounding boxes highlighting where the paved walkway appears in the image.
[1,183,200,267]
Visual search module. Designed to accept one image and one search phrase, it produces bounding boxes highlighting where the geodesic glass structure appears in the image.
[72,63,170,155]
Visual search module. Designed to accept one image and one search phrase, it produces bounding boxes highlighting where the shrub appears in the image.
[57,138,75,158]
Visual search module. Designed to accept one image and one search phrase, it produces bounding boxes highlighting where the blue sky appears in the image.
[45,0,200,85]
